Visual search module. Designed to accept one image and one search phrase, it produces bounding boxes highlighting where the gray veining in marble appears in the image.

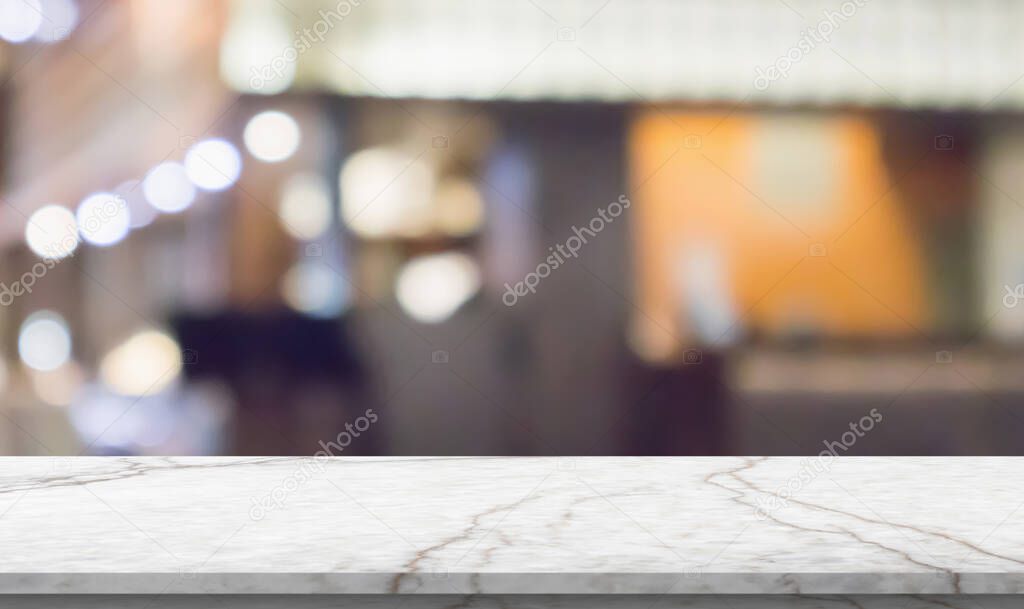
[0,596,1017,609]
[0,457,1022,595]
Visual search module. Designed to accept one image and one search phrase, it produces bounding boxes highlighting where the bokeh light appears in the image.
[30,361,85,407]
[281,262,349,318]
[243,110,300,163]
[18,311,73,372]
[143,162,197,213]
[434,178,485,236]
[76,192,131,247]
[100,330,183,397]
[185,138,242,191]
[113,180,158,229]
[340,147,434,238]
[278,173,332,240]
[0,0,43,43]
[395,251,481,323]
[25,204,79,260]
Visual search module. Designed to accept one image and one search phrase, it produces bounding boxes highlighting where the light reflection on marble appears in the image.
[0,457,1022,595]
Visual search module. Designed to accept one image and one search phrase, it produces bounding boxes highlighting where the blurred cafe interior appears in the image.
[2,0,1024,456]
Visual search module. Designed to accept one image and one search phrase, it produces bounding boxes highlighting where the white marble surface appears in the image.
[1,596,1018,609]
[0,457,1022,595]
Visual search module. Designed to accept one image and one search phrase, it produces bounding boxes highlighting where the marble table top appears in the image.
[0,457,1022,595]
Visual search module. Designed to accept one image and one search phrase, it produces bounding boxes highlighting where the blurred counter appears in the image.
[733,346,1024,394]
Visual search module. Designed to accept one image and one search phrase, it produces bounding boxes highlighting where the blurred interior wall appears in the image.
[344,102,632,454]
[980,121,1024,341]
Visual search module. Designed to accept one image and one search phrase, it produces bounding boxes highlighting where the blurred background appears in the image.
[2,0,1024,455]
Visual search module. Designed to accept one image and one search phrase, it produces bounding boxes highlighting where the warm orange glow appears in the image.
[629,110,927,344]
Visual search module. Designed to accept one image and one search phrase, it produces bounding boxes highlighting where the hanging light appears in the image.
[185,138,242,191]
[143,162,196,213]
[18,311,72,372]
[25,205,78,260]
[243,110,300,163]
